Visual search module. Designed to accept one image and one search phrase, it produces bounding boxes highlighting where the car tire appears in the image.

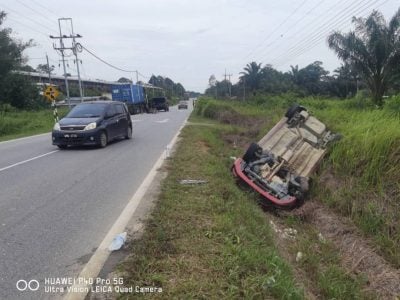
[285,104,305,120]
[57,145,68,149]
[243,142,263,163]
[99,131,108,148]
[125,127,132,139]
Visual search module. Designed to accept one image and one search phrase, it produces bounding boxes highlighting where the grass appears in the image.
[118,115,304,299]
[0,107,69,141]
[281,217,375,299]
[195,96,400,268]
[117,96,383,299]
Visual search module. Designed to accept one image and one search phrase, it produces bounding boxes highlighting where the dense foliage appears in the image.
[328,9,400,105]
[206,9,400,103]
[148,75,186,99]
[0,11,44,110]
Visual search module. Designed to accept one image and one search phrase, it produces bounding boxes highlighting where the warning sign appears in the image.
[44,86,60,101]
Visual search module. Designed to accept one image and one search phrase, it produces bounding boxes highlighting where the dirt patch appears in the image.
[220,118,268,151]
[196,140,210,154]
[318,167,344,191]
[267,218,319,300]
[292,201,400,299]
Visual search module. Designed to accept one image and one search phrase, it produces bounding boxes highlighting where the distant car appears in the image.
[178,100,188,109]
[52,101,132,149]
[151,97,169,112]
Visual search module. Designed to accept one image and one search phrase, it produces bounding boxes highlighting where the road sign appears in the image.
[44,86,60,101]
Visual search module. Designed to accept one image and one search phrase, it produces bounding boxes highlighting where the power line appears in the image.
[28,0,60,18]
[243,0,309,60]
[1,3,58,35]
[266,0,370,64]
[253,0,328,60]
[5,15,51,39]
[265,0,375,65]
[80,44,150,79]
[14,0,58,28]
[271,0,386,67]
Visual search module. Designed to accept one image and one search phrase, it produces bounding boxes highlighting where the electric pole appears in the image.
[222,69,232,97]
[50,18,83,106]
[70,19,84,101]
[46,53,52,85]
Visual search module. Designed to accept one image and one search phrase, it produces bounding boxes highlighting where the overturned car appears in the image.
[232,104,340,208]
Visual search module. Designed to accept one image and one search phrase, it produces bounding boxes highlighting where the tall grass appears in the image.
[196,96,400,267]
[0,107,69,141]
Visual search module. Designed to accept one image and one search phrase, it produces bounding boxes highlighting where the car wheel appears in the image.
[57,145,68,149]
[99,131,108,148]
[285,104,305,120]
[125,127,132,139]
[243,142,263,163]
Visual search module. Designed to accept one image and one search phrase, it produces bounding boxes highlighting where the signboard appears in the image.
[44,86,60,101]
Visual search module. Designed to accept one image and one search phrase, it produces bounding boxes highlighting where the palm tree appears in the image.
[240,61,263,95]
[289,65,300,85]
[327,9,400,106]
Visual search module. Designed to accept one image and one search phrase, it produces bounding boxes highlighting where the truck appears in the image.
[111,83,148,114]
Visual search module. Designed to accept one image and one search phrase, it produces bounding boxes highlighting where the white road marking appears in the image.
[0,132,50,145]
[0,150,59,172]
[65,118,188,300]
[155,118,169,123]
[131,119,143,123]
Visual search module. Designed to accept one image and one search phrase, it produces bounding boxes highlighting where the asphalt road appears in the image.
[0,105,191,299]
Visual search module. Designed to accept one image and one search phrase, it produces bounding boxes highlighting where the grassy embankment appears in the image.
[117,96,387,299]
[198,95,400,268]
[0,107,69,142]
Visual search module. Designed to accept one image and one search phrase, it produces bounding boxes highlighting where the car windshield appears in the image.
[66,103,107,118]
[152,98,166,104]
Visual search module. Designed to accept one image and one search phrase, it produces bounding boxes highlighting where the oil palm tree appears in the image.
[328,9,400,106]
[240,61,263,95]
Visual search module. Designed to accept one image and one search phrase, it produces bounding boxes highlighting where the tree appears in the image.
[0,11,41,109]
[117,77,132,83]
[0,12,31,78]
[328,9,400,106]
[239,62,263,95]
[36,63,55,74]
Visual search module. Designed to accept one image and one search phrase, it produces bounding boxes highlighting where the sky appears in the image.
[1,0,398,92]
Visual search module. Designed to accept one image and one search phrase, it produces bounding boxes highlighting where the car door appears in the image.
[115,104,128,136]
[104,104,119,139]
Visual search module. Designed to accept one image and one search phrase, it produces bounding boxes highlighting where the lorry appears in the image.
[232,104,340,208]
[111,84,148,114]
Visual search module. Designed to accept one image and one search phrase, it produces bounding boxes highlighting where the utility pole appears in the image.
[70,19,84,101]
[243,77,246,101]
[50,18,83,107]
[46,53,52,85]
[227,74,232,97]
[222,69,232,98]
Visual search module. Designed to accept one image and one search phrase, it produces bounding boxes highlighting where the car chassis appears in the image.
[232,104,340,208]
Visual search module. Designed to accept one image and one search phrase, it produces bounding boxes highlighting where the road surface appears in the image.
[0,105,191,299]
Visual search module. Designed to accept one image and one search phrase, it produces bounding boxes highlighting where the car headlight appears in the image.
[84,122,97,130]
[53,122,60,131]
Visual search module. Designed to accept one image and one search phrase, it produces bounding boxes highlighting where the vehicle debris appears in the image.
[295,251,303,262]
[318,232,326,243]
[109,232,127,251]
[232,104,340,208]
[179,179,208,185]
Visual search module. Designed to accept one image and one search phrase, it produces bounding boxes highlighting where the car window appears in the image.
[66,103,107,118]
[115,104,125,115]
[105,105,117,117]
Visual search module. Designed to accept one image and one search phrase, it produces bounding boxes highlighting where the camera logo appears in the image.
[16,280,40,291]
